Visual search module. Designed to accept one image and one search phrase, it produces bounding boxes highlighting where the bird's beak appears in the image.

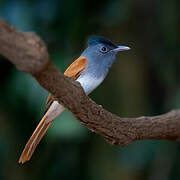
[113,46,130,52]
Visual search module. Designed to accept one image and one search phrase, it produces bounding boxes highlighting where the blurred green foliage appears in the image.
[0,0,180,179]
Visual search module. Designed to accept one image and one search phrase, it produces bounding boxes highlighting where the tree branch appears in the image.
[1,18,180,146]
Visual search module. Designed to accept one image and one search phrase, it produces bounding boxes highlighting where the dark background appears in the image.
[0,0,180,179]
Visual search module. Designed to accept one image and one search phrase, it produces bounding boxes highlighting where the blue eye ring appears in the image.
[100,46,108,53]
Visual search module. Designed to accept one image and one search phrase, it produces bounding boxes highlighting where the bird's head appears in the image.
[82,36,130,68]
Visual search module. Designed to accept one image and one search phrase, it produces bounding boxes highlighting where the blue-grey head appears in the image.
[82,36,130,69]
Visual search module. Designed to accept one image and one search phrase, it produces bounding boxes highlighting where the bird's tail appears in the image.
[19,102,64,164]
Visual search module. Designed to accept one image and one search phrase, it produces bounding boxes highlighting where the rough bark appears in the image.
[1,18,180,146]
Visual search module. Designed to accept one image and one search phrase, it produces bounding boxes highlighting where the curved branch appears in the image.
[1,18,180,146]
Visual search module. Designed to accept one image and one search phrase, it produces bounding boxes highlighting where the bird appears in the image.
[18,36,130,164]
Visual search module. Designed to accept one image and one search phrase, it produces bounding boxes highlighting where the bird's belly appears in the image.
[77,75,104,95]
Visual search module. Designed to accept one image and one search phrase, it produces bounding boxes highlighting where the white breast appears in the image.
[77,75,104,95]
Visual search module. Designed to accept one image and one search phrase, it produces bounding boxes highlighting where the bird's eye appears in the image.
[100,46,108,53]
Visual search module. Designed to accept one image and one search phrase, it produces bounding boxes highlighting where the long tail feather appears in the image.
[19,102,64,164]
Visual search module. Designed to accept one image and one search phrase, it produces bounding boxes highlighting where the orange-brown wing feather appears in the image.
[64,56,87,79]
[19,56,87,164]
[44,56,87,108]
[44,94,54,110]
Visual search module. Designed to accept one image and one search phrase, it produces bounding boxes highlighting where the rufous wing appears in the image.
[64,56,87,79]
[44,56,87,108]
